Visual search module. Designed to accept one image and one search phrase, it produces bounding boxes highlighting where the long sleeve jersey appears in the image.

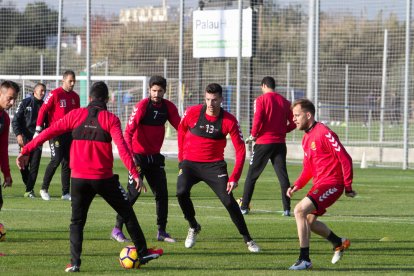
[251,91,296,144]
[124,98,181,155]
[178,104,246,183]
[36,87,80,128]
[12,95,43,141]
[294,122,353,191]
[22,105,139,180]
[0,111,11,179]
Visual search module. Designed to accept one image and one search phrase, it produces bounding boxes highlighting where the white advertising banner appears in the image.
[193,9,253,58]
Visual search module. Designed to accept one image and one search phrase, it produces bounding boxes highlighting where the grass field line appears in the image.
[4,201,414,225]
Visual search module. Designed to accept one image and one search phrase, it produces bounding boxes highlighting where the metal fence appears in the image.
[2,0,414,168]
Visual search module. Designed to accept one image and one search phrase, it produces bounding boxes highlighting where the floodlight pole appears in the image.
[178,0,184,115]
[379,29,388,163]
[306,0,315,101]
[403,0,411,170]
[56,0,63,87]
[86,0,91,101]
[236,0,243,121]
[314,0,319,120]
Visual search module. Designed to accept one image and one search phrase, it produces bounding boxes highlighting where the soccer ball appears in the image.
[236,198,251,211]
[0,223,6,242]
[119,245,140,269]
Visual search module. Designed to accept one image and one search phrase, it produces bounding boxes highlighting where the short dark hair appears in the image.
[63,70,76,79]
[292,98,315,116]
[261,76,276,90]
[149,75,167,90]
[205,83,222,96]
[90,81,109,101]
[1,80,20,94]
[34,82,46,92]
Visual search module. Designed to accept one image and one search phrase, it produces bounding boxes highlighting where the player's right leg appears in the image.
[176,161,200,248]
[241,144,272,213]
[61,134,72,200]
[145,158,175,242]
[111,172,141,242]
[41,137,63,200]
[25,147,42,198]
[67,178,96,272]
[288,197,316,270]
[270,143,291,216]
[99,175,162,265]
[204,161,260,253]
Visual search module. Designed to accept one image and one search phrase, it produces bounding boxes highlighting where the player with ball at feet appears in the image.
[287,98,356,270]
[176,83,260,253]
[17,82,162,272]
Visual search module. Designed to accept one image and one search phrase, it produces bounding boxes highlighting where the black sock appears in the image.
[299,247,310,261]
[189,219,199,229]
[327,231,342,248]
[243,235,252,243]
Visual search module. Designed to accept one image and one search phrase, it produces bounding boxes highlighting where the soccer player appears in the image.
[111,75,181,243]
[0,80,20,211]
[176,83,260,253]
[35,70,80,201]
[17,82,163,272]
[287,98,357,270]
[241,76,296,216]
[12,83,46,198]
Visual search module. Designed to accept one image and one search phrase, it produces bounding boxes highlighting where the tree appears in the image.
[16,2,59,49]
[0,4,21,52]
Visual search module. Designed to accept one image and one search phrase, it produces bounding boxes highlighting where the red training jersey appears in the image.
[124,98,180,155]
[23,107,139,180]
[0,111,11,179]
[294,122,353,191]
[178,104,246,183]
[36,86,80,127]
[251,91,295,144]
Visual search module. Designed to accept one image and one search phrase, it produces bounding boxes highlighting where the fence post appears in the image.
[403,0,411,170]
[379,29,388,163]
[345,64,349,143]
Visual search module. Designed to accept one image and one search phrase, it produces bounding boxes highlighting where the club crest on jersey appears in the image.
[313,189,319,194]
[54,140,60,147]
[311,141,316,150]
[60,99,66,108]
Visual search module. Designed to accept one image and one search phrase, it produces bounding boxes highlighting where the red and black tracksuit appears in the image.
[0,110,11,207]
[241,91,296,212]
[294,122,353,216]
[36,87,80,195]
[177,104,253,242]
[23,101,150,267]
[116,98,180,232]
[12,95,44,193]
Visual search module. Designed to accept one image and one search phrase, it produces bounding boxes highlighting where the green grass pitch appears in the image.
[0,157,413,275]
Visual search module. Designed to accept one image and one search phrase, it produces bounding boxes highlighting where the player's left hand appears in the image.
[286,186,298,198]
[16,153,29,170]
[3,177,12,188]
[226,181,238,194]
[134,177,147,193]
[245,135,256,144]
